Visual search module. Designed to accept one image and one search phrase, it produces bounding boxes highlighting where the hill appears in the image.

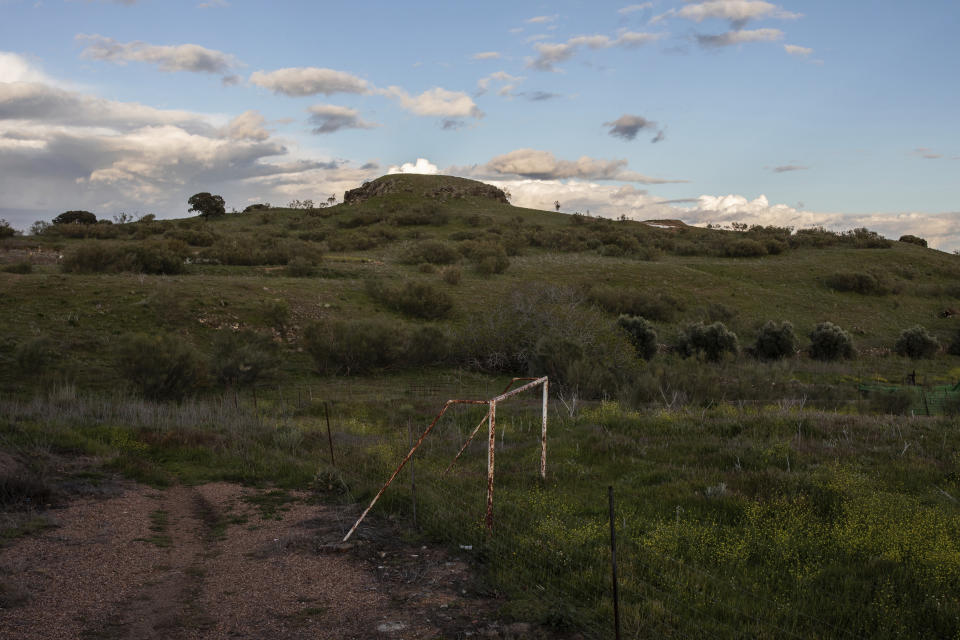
[4,173,960,638]
[2,173,959,400]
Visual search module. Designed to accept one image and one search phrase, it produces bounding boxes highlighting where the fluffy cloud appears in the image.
[380,86,483,118]
[77,35,239,74]
[529,31,664,71]
[0,59,356,223]
[604,114,661,141]
[388,158,439,175]
[306,104,378,134]
[654,1,800,27]
[455,148,685,184]
[618,4,653,15]
[476,71,523,96]
[0,81,210,132]
[696,28,783,48]
[249,67,370,97]
[0,52,56,84]
[484,180,960,252]
[784,44,813,57]
[223,110,270,141]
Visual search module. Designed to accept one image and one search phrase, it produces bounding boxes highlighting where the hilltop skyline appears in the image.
[1,0,958,249]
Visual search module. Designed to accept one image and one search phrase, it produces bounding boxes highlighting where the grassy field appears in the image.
[3,174,960,637]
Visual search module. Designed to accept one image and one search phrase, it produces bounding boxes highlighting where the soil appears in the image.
[0,475,548,639]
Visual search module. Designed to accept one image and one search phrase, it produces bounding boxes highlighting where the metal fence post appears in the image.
[541,379,549,480]
[486,400,497,532]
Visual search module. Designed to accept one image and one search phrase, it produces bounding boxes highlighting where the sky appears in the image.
[1,0,958,249]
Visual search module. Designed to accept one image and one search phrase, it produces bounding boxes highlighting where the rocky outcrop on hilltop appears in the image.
[343,175,509,205]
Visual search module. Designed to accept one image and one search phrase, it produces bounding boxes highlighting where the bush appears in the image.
[243,203,270,213]
[456,284,639,398]
[867,389,914,415]
[211,330,280,387]
[366,279,454,320]
[406,325,451,366]
[62,243,186,275]
[617,315,658,360]
[899,234,927,247]
[284,257,317,277]
[753,321,797,360]
[808,322,856,361]
[894,325,939,359]
[0,219,17,238]
[458,240,510,275]
[52,210,96,225]
[399,240,460,265]
[587,285,681,322]
[723,239,767,257]
[303,317,403,375]
[1,262,32,274]
[676,322,739,362]
[15,336,55,373]
[440,265,462,285]
[115,333,207,400]
[824,271,890,295]
[948,330,960,357]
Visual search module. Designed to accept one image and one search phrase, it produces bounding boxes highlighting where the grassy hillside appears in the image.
[2,173,959,399]
[4,174,960,638]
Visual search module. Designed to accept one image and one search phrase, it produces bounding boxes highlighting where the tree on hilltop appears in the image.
[53,210,97,225]
[188,192,226,218]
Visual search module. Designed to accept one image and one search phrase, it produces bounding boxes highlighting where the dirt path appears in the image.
[1,482,535,639]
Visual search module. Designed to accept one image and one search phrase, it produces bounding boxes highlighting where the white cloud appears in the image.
[472,51,501,60]
[77,34,239,74]
[454,148,686,184]
[388,158,439,175]
[0,52,55,84]
[529,31,664,71]
[380,86,483,118]
[480,180,960,252]
[618,4,652,15]
[249,67,370,97]
[197,0,229,7]
[527,15,558,24]
[697,28,783,47]
[476,70,523,96]
[306,104,378,134]
[223,110,269,141]
[784,44,813,57]
[654,1,800,27]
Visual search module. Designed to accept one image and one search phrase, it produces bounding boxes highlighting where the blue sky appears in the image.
[1,0,958,248]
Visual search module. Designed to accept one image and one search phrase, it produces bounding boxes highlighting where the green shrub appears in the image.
[753,320,797,360]
[406,325,451,366]
[188,192,225,218]
[1,262,32,274]
[808,322,856,361]
[440,265,462,285]
[676,321,739,362]
[456,284,638,398]
[894,325,939,359]
[899,234,927,247]
[61,243,186,275]
[284,256,317,277]
[261,299,290,339]
[824,271,890,295]
[458,240,510,275]
[723,238,767,257]
[867,389,914,415]
[243,203,269,213]
[0,219,17,238]
[391,204,448,226]
[15,336,55,373]
[587,285,681,322]
[948,330,960,357]
[303,317,403,375]
[211,330,280,387]
[617,315,658,360]
[167,228,218,247]
[399,240,460,265]
[115,333,207,400]
[366,279,453,319]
